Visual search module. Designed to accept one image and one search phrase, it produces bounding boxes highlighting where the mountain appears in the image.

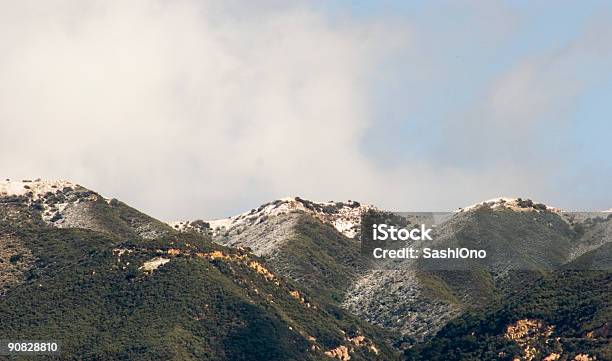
[344,200,577,341]
[0,180,398,360]
[174,195,611,359]
[2,180,609,360]
[171,197,374,304]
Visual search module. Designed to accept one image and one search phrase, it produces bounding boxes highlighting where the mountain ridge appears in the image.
[2,179,609,360]
[0,179,399,360]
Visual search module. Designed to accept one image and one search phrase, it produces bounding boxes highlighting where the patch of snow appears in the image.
[171,197,376,238]
[168,221,186,231]
[459,197,515,212]
[217,212,300,256]
[0,179,74,198]
[207,217,234,231]
[139,257,170,272]
[343,267,461,339]
[0,179,106,227]
[457,197,562,213]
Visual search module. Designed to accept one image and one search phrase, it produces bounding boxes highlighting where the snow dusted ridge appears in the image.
[0,179,75,199]
[170,196,376,238]
[457,197,563,213]
[0,179,102,226]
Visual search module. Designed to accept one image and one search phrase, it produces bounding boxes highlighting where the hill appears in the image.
[174,195,611,358]
[0,181,398,360]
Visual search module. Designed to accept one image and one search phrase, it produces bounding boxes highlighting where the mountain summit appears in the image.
[171,196,374,239]
[457,197,562,213]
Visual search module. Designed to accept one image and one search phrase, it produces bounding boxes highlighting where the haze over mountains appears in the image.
[1,179,610,360]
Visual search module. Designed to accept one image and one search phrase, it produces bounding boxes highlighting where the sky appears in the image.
[1,1,611,220]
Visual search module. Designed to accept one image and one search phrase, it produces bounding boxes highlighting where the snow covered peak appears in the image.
[0,179,76,199]
[171,197,376,238]
[0,179,103,226]
[457,197,562,213]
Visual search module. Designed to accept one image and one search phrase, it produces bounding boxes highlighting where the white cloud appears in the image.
[0,1,410,219]
[1,1,610,219]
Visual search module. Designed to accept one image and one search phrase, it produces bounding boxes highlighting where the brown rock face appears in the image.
[324,345,351,360]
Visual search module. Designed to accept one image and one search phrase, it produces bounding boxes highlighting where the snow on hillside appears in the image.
[0,179,75,198]
[457,197,562,213]
[0,179,101,226]
[171,197,375,238]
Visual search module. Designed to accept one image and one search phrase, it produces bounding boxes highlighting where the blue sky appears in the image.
[1,1,611,218]
[340,1,612,162]
[322,1,612,209]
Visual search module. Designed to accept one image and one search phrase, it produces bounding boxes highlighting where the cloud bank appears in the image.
[1,1,611,219]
